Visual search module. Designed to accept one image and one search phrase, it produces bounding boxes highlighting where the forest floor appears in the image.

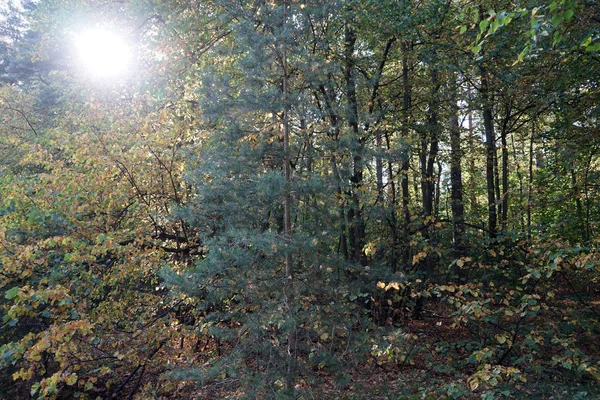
[188,296,600,399]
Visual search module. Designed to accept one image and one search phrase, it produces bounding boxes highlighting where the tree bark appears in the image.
[344,24,366,264]
[414,65,440,318]
[527,121,534,238]
[480,64,497,239]
[400,40,412,269]
[422,67,440,226]
[282,3,295,389]
[449,82,466,266]
[385,132,399,272]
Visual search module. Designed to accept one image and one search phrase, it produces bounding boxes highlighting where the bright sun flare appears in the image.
[75,29,131,78]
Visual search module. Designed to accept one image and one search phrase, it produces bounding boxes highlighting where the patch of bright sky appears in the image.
[75,29,131,78]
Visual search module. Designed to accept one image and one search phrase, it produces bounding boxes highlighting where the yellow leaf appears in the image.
[412,251,427,265]
[65,373,78,386]
[496,334,507,344]
[586,366,600,380]
[456,258,465,267]
[319,332,329,341]
[469,377,479,391]
[13,368,33,381]
[554,256,562,265]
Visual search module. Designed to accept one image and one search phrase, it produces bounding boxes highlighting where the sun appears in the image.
[75,29,131,78]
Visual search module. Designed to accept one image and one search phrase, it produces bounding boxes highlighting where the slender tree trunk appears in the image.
[501,129,509,231]
[466,97,479,220]
[435,161,442,219]
[369,39,395,203]
[499,103,512,232]
[480,64,497,239]
[385,132,399,272]
[344,24,366,264]
[400,40,412,268]
[282,3,295,389]
[583,149,596,241]
[449,83,466,270]
[511,133,526,234]
[376,131,384,203]
[316,83,349,260]
[494,135,502,232]
[414,65,440,318]
[572,170,586,242]
[527,122,534,238]
[423,67,440,225]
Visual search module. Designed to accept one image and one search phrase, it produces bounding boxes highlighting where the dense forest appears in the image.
[1,0,599,398]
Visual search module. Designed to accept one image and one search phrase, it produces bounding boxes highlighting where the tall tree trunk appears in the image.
[423,67,440,225]
[527,121,534,238]
[369,38,395,205]
[511,132,526,234]
[400,40,412,269]
[376,132,384,203]
[583,149,595,242]
[480,64,497,239]
[501,129,509,231]
[385,132,399,272]
[435,160,442,219]
[281,3,295,389]
[449,83,466,269]
[467,96,479,221]
[344,24,366,264]
[494,135,502,232]
[572,170,586,242]
[316,83,349,260]
[414,65,440,318]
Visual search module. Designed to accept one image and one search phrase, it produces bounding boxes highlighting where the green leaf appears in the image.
[4,287,19,300]
[564,9,574,21]
[30,382,40,397]
[552,13,564,26]
[472,44,482,54]
[553,31,563,46]
[460,25,467,35]
[515,45,530,64]
[490,20,499,34]
[586,43,600,52]
[479,20,489,32]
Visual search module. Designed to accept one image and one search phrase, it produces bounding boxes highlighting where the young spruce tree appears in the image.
[162,1,370,396]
